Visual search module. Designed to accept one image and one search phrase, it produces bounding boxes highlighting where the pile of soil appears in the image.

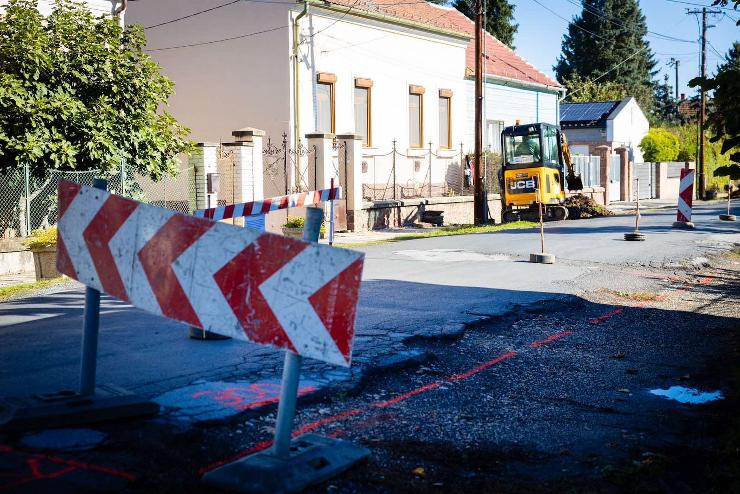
[564,194,614,219]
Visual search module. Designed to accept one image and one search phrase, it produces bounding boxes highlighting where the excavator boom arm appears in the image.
[560,130,584,191]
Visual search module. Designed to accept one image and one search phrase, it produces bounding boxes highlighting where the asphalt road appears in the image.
[0,202,738,492]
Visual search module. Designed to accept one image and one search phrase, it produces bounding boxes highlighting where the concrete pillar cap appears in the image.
[232,127,266,141]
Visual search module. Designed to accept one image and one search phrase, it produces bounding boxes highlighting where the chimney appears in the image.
[680,93,686,101]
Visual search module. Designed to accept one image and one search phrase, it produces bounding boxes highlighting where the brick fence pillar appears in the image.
[615,147,629,201]
[337,133,364,232]
[227,127,265,204]
[189,143,218,212]
[306,133,335,190]
[595,145,611,204]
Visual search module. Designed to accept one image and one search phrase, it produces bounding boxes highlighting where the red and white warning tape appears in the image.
[195,187,342,221]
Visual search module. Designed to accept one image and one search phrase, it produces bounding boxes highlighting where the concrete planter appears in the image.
[31,246,58,281]
[281,227,325,239]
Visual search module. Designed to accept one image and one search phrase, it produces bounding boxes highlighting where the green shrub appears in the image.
[283,216,326,236]
[25,226,57,250]
[639,128,680,162]
[662,124,731,189]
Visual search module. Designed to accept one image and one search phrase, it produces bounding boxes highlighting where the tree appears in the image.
[0,0,192,179]
[651,74,679,125]
[690,41,740,166]
[712,0,740,26]
[554,0,656,112]
[561,73,627,102]
[452,0,518,48]
[639,128,679,162]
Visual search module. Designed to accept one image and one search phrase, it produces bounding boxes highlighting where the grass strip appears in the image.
[0,276,71,301]
[338,221,537,248]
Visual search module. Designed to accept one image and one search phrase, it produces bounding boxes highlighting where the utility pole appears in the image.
[687,7,721,200]
[473,0,486,224]
[669,57,679,101]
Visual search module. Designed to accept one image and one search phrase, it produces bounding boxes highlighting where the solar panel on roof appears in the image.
[560,101,619,123]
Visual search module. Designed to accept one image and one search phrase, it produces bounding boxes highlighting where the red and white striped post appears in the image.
[672,168,696,229]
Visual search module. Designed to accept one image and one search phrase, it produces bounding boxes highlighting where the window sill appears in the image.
[406,148,428,157]
[435,148,458,158]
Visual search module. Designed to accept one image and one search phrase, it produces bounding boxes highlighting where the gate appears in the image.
[609,155,621,203]
[633,162,654,200]
[330,141,348,231]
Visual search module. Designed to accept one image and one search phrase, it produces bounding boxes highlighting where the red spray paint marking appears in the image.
[0,443,136,491]
[529,331,574,348]
[192,383,317,411]
[371,383,442,408]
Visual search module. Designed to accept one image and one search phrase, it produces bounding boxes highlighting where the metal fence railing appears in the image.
[571,155,601,189]
[0,162,195,239]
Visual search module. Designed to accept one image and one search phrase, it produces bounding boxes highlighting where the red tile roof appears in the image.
[321,0,561,89]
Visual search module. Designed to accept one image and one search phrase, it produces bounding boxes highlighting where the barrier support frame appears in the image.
[0,179,159,431]
[202,206,369,494]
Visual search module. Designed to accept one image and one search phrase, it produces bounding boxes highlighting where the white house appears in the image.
[127,0,471,198]
[560,97,649,163]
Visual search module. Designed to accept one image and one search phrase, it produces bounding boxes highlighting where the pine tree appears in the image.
[452,0,518,49]
[651,74,678,125]
[554,0,656,111]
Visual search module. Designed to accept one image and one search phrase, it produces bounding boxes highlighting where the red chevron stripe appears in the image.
[223,204,235,220]
[83,195,138,301]
[214,235,307,351]
[261,199,272,214]
[138,215,214,326]
[279,195,289,210]
[308,258,364,363]
[55,182,82,278]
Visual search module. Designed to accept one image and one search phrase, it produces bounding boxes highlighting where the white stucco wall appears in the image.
[607,98,649,163]
[463,79,560,153]
[296,8,468,152]
[126,0,292,145]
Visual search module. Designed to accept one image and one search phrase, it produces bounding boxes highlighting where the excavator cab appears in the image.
[500,123,582,222]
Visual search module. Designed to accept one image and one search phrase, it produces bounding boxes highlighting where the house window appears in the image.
[438,89,452,149]
[409,85,425,148]
[485,120,504,153]
[354,78,372,146]
[316,72,336,133]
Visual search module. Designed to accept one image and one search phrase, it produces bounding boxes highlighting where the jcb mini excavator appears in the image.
[499,122,584,222]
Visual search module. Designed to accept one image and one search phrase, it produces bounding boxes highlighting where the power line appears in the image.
[664,0,737,11]
[302,0,363,42]
[145,0,241,30]
[561,46,648,101]
[146,26,287,51]
[561,0,695,44]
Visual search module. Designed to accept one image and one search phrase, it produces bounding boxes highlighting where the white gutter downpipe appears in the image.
[292,1,309,192]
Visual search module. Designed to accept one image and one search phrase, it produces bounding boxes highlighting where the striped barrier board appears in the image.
[195,187,342,221]
[56,181,363,366]
[676,169,695,223]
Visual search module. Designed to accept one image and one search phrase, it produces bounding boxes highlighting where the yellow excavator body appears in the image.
[500,123,582,222]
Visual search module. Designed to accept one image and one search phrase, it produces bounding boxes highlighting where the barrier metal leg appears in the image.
[202,207,369,493]
[0,179,158,431]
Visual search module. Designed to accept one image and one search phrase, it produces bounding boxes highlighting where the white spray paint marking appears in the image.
[650,386,723,404]
[394,249,510,263]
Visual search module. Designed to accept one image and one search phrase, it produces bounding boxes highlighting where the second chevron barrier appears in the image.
[673,168,695,230]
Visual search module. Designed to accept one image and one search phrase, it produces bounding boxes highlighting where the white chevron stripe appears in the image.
[58,186,107,290]
[679,171,694,193]
[259,244,360,367]
[172,222,259,338]
[678,201,692,221]
[109,205,175,316]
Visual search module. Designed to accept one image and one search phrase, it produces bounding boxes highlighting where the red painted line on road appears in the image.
[529,330,574,348]
[197,440,274,476]
[293,409,363,435]
[371,383,442,408]
[447,351,518,382]
[589,308,624,325]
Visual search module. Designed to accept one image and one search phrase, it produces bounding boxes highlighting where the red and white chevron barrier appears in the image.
[56,181,363,366]
[676,169,695,223]
[195,187,342,221]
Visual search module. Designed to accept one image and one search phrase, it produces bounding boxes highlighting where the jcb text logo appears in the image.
[509,178,536,190]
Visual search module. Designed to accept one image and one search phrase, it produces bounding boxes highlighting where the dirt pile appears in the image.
[564,194,614,219]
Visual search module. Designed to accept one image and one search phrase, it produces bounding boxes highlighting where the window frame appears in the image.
[409,85,425,149]
[354,78,373,147]
[438,89,452,149]
[316,72,336,134]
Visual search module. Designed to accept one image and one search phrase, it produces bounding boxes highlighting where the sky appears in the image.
[505,0,739,98]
